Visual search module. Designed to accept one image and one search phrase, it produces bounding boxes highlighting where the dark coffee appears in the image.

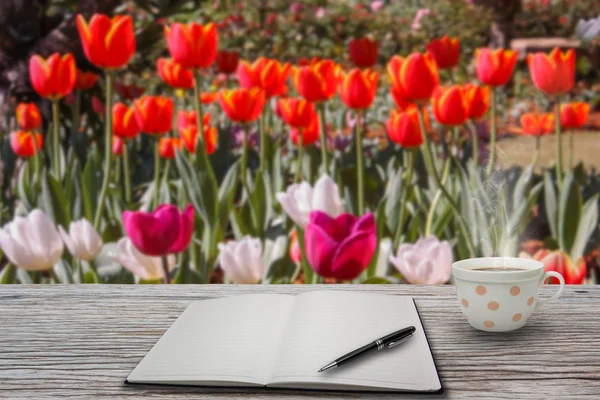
[471,266,527,272]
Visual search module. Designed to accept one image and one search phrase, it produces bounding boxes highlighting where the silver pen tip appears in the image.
[318,361,337,373]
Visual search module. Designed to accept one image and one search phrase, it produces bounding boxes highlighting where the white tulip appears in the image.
[576,17,600,41]
[276,174,343,229]
[218,236,263,284]
[58,218,104,261]
[111,238,176,281]
[0,209,64,271]
[390,236,453,285]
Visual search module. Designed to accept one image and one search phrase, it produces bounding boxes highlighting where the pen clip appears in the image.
[387,333,413,348]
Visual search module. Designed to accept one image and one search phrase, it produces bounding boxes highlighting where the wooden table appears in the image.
[1,285,599,399]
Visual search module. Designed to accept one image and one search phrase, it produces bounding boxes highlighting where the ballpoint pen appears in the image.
[318,326,416,372]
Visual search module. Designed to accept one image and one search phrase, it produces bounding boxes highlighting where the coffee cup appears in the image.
[452,257,565,332]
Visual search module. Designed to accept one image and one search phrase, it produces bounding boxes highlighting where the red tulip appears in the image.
[115,82,145,99]
[289,230,302,264]
[133,96,173,135]
[177,110,211,131]
[158,137,183,159]
[218,88,265,123]
[277,97,316,128]
[339,69,378,110]
[475,48,517,87]
[348,37,378,68]
[76,14,136,69]
[390,86,413,110]
[532,249,586,284]
[305,211,377,280]
[123,204,194,256]
[519,113,555,136]
[164,22,218,69]
[10,130,42,158]
[112,137,124,156]
[386,107,424,148]
[92,96,105,115]
[15,103,41,131]
[431,86,469,126]
[237,57,291,98]
[112,103,140,139]
[290,114,320,147]
[216,50,239,75]
[29,53,76,99]
[200,92,218,104]
[156,58,193,89]
[74,69,99,90]
[527,48,575,96]
[292,59,340,102]
[180,125,218,155]
[560,102,590,129]
[426,36,460,69]
[462,84,490,120]
[387,53,439,103]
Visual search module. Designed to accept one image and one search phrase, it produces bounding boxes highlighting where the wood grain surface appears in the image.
[0,285,599,399]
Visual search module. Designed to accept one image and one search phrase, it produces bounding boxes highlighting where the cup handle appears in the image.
[535,271,565,310]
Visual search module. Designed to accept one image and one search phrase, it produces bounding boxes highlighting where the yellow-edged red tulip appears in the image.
[292,59,340,103]
[519,113,555,136]
[133,96,173,135]
[76,14,135,69]
[158,137,183,159]
[216,50,240,75]
[200,92,218,104]
[237,57,291,98]
[387,53,439,103]
[180,125,218,155]
[560,102,589,129]
[532,249,586,284]
[431,86,469,126]
[74,69,99,90]
[15,103,42,131]
[475,48,517,87]
[348,37,378,68]
[177,110,211,131]
[277,97,317,128]
[386,107,424,148]
[290,114,320,147]
[112,103,140,139]
[527,48,575,96]
[218,88,266,123]
[10,131,42,158]
[462,84,490,120]
[426,36,460,70]
[164,22,218,69]
[339,68,378,110]
[29,53,76,99]
[157,58,193,89]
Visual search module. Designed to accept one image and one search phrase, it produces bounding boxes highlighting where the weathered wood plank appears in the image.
[0,285,599,399]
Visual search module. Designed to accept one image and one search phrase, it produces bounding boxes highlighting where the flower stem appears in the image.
[295,131,304,183]
[122,141,132,204]
[241,124,249,189]
[51,100,61,179]
[425,157,451,236]
[259,112,267,172]
[93,71,114,231]
[533,136,541,168]
[393,149,414,248]
[192,71,215,180]
[468,120,479,166]
[162,159,171,186]
[416,106,476,256]
[161,256,170,284]
[555,96,563,181]
[355,109,365,215]
[485,87,497,175]
[153,139,161,208]
[568,129,574,170]
[30,132,41,188]
[318,103,329,175]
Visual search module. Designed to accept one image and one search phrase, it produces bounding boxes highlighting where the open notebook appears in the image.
[126,291,442,393]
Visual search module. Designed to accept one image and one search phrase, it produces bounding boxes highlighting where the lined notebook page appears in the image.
[267,291,440,392]
[127,294,294,386]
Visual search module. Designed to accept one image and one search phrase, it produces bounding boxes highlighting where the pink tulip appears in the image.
[304,211,377,280]
[123,204,194,256]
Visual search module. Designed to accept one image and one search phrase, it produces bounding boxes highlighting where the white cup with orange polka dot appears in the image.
[452,257,565,332]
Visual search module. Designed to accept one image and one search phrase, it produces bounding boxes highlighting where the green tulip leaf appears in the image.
[544,172,558,239]
[570,194,599,261]
[39,172,71,229]
[558,172,582,254]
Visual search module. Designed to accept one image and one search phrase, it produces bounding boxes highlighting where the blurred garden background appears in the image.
[1,0,600,285]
